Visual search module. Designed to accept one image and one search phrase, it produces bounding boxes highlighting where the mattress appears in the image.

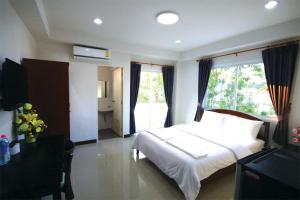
[132,127,264,200]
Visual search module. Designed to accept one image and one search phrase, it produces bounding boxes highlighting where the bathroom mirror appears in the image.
[97,81,109,98]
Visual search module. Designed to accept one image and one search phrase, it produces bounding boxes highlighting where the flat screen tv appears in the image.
[0,58,28,111]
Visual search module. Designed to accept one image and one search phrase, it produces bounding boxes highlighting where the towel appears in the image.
[146,127,181,141]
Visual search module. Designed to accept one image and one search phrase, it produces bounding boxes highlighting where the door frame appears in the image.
[112,67,123,137]
[97,66,124,138]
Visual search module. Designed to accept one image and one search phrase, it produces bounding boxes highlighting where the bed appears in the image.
[132,109,270,200]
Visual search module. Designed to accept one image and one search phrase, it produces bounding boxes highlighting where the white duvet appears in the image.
[166,134,208,159]
[132,124,264,200]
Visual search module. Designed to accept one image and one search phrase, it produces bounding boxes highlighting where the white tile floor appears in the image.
[44,136,235,200]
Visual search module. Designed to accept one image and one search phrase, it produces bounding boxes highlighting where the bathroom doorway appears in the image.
[97,66,123,140]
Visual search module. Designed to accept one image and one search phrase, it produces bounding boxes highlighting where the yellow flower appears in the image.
[37,120,44,126]
[16,103,47,138]
[23,103,33,111]
[35,127,42,133]
[21,114,28,121]
[19,123,29,132]
[16,118,22,124]
[31,119,38,127]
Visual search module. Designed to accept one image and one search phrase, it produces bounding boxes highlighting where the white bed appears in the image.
[132,109,269,200]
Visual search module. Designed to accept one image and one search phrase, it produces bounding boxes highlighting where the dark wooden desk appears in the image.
[235,148,300,199]
[0,135,64,199]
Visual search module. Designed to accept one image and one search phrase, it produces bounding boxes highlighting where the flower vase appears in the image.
[26,135,36,143]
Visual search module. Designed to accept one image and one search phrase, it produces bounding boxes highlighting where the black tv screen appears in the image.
[0,58,28,111]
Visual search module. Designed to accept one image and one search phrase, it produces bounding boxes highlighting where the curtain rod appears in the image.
[196,39,300,62]
[131,61,173,67]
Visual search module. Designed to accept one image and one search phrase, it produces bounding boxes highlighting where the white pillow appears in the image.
[198,111,227,135]
[222,115,263,140]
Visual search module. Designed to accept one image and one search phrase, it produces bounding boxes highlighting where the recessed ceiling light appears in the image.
[265,1,278,9]
[94,18,103,25]
[156,12,179,25]
[175,40,181,44]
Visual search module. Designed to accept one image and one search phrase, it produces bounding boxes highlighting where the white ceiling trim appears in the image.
[9,0,300,62]
[35,0,50,36]
[49,29,181,61]
[181,18,300,61]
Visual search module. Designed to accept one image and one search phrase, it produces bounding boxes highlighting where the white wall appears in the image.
[181,18,300,61]
[36,41,176,136]
[175,18,300,146]
[35,40,135,140]
[110,51,131,135]
[174,48,300,146]
[36,40,72,62]
[69,62,98,142]
[0,0,37,141]
[173,60,198,124]
[290,53,300,145]
[36,41,99,142]
[98,68,113,103]
[50,29,180,61]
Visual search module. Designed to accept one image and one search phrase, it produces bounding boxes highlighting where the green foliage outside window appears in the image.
[137,72,166,104]
[205,63,275,117]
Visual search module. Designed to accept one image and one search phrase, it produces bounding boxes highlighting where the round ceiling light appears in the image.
[94,18,103,25]
[175,40,181,44]
[265,1,278,9]
[156,12,179,25]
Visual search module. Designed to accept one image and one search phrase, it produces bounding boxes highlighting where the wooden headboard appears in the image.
[209,109,270,146]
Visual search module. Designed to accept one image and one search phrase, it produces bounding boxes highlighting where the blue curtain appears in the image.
[162,67,174,127]
[262,43,299,145]
[129,62,141,134]
[194,59,213,121]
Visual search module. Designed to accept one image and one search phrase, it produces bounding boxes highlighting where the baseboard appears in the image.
[124,134,132,138]
[75,139,97,146]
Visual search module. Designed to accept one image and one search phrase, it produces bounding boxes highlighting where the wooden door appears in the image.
[112,68,123,137]
[22,59,70,141]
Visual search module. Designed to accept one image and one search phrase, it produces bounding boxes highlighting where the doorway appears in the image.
[97,66,123,140]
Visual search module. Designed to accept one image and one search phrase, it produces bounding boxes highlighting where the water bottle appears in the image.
[0,134,10,166]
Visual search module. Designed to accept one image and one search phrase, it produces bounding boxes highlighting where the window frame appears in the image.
[135,65,168,131]
[203,62,276,120]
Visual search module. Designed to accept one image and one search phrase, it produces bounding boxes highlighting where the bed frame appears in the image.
[200,109,270,186]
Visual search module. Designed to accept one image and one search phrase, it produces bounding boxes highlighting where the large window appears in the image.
[205,63,275,117]
[135,70,167,131]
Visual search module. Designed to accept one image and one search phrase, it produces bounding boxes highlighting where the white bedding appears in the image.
[131,123,264,200]
[166,133,208,159]
[146,127,182,140]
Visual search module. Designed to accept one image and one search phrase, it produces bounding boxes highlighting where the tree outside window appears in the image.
[205,63,275,117]
[137,72,165,104]
[135,71,167,131]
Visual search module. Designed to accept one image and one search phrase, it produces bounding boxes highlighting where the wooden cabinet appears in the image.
[22,58,70,141]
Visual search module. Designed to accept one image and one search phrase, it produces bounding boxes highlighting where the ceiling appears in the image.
[10,0,300,52]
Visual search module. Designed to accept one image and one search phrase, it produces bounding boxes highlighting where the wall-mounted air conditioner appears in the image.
[73,45,110,61]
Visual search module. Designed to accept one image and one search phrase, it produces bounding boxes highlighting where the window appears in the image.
[135,70,167,131]
[205,63,275,117]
